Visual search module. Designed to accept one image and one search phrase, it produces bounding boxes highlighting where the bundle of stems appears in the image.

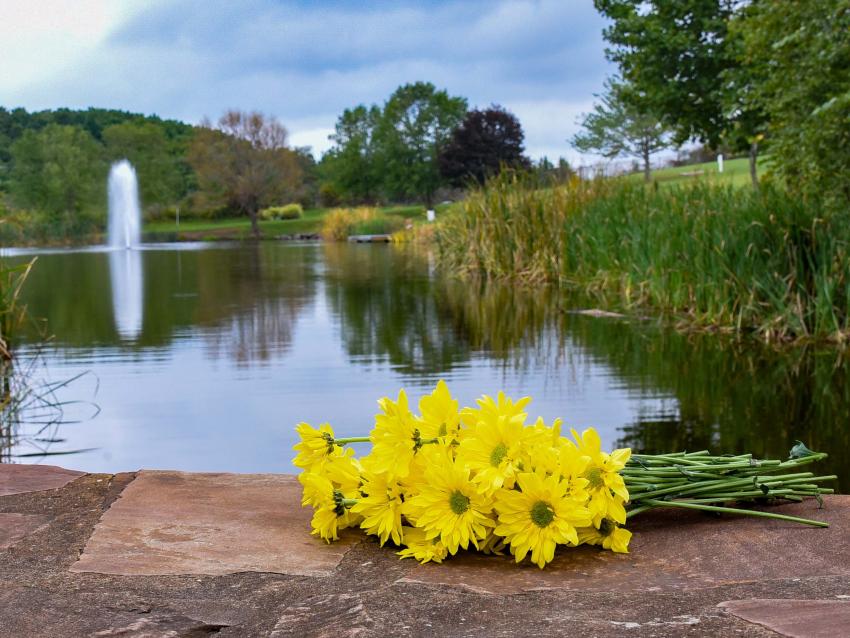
[624,443,836,527]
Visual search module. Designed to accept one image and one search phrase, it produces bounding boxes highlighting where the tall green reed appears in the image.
[436,173,850,342]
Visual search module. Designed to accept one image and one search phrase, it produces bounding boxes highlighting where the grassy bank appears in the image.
[143,205,427,242]
[437,174,850,343]
[633,156,771,188]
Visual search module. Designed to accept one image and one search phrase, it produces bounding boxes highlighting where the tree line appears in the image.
[0,83,540,240]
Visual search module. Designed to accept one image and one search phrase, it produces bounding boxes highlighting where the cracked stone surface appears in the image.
[2,466,848,637]
[719,599,850,637]
[0,463,84,496]
[70,470,359,577]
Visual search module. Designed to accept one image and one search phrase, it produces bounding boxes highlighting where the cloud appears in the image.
[3,0,613,160]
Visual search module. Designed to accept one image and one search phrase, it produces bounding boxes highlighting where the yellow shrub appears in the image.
[320,207,379,241]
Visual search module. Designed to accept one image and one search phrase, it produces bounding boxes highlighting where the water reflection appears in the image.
[323,243,472,376]
[4,243,848,489]
[109,249,143,340]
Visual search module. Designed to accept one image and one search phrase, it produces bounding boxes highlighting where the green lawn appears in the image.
[143,205,430,240]
[629,156,772,188]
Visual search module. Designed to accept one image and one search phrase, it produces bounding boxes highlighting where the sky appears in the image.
[1,0,613,163]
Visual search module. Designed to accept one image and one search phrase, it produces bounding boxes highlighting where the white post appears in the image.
[426,209,436,223]
[717,154,724,173]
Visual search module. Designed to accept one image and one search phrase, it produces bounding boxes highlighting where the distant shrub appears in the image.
[260,203,303,221]
[321,207,381,241]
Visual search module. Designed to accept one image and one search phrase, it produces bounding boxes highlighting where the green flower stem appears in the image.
[334,437,371,445]
[633,498,829,528]
[340,498,359,508]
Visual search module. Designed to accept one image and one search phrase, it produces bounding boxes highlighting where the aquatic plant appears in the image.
[436,174,850,342]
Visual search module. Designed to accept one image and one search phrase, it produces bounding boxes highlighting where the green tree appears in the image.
[102,121,186,211]
[594,0,766,186]
[735,0,850,206]
[188,110,302,237]
[322,105,382,203]
[9,124,105,221]
[374,82,467,206]
[571,78,671,182]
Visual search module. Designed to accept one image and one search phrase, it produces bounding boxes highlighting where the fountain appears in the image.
[107,160,143,339]
[107,160,141,249]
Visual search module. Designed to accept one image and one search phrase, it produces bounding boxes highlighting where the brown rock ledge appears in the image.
[0,463,85,496]
[2,466,848,637]
[70,470,359,577]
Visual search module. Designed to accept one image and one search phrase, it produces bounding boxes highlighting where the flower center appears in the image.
[530,500,555,528]
[490,442,508,467]
[584,467,604,490]
[449,490,470,515]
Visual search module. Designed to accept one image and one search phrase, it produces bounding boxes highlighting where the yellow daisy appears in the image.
[577,519,633,554]
[555,439,591,502]
[418,380,461,441]
[397,526,449,564]
[300,473,356,543]
[456,411,531,494]
[493,471,592,569]
[368,389,420,479]
[571,427,630,525]
[350,470,405,546]
[460,390,531,429]
[403,452,494,554]
[292,422,338,470]
[526,416,565,473]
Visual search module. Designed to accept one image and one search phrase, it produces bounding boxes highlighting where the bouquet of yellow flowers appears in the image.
[293,382,834,569]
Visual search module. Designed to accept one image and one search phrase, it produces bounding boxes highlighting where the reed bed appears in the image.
[436,174,850,342]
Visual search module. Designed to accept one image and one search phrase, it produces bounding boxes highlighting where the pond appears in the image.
[2,242,848,490]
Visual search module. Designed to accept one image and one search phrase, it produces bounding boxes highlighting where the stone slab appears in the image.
[0,463,85,496]
[70,470,358,577]
[720,599,850,637]
[398,497,850,594]
[0,513,52,549]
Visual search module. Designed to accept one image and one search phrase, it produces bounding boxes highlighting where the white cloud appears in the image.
[0,0,153,93]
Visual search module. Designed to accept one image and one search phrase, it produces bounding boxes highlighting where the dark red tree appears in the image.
[438,106,530,186]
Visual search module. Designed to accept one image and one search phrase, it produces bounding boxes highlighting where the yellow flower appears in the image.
[300,473,355,543]
[418,380,461,441]
[526,416,565,473]
[456,410,531,494]
[351,470,405,546]
[403,452,494,554]
[397,526,449,564]
[324,451,362,492]
[555,439,591,502]
[368,390,420,479]
[479,529,508,555]
[298,448,361,508]
[460,391,531,429]
[293,422,337,470]
[571,427,631,525]
[577,519,633,553]
[494,471,592,569]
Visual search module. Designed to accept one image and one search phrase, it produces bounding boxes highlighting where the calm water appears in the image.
[3,242,848,489]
